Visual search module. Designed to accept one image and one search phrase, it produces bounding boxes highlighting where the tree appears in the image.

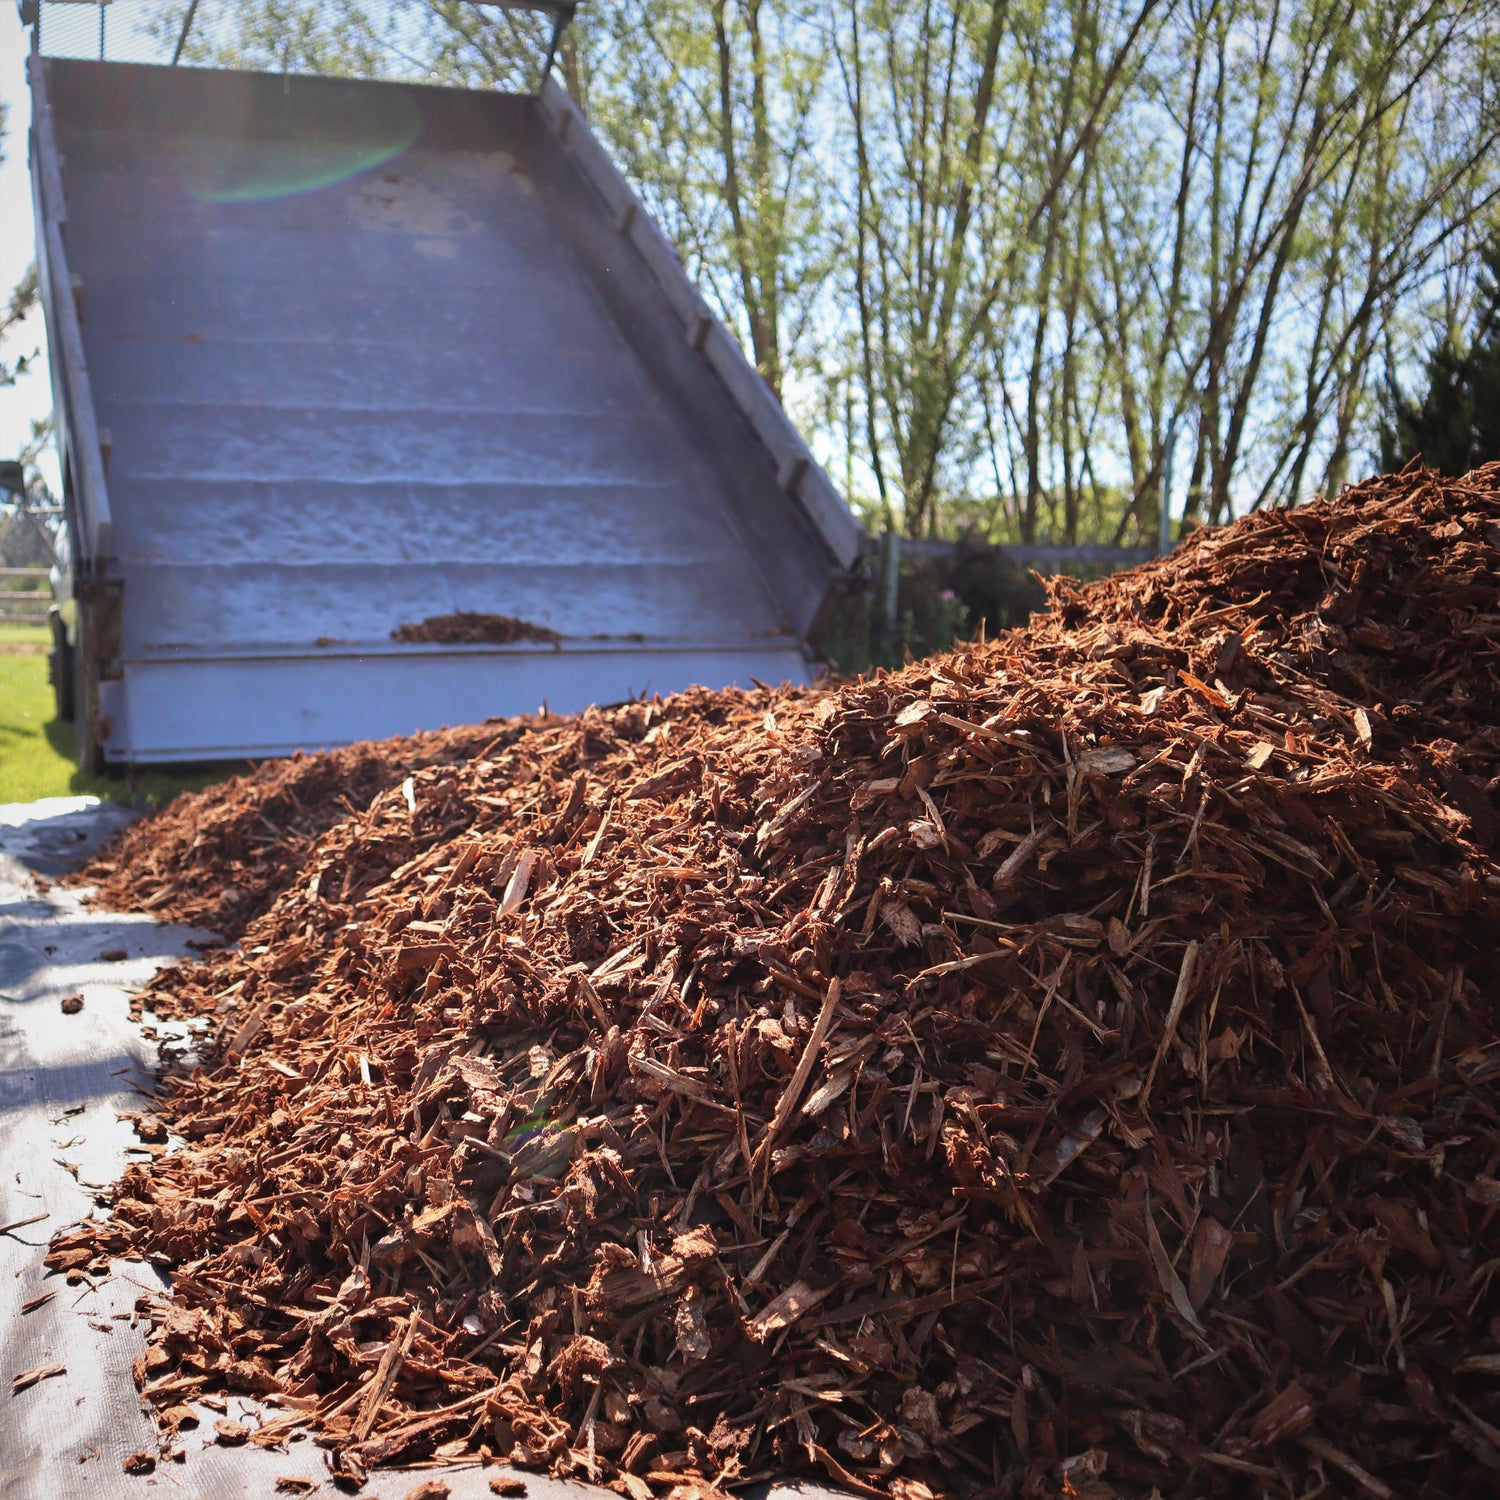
[155,0,388,74]
[123,0,1500,540]
[1,99,39,393]
[1380,241,1500,475]
[834,0,1165,540]
[583,1,839,400]
[1052,0,1500,541]
[1,265,39,393]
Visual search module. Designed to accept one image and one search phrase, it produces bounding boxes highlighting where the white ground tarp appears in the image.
[0,799,604,1499]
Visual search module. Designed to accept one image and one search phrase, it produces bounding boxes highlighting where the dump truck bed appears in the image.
[33,60,861,762]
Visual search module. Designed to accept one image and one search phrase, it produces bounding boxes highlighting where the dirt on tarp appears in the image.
[62,464,1500,1498]
[392,612,564,647]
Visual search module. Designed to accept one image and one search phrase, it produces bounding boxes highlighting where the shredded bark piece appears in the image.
[401,1481,452,1500]
[11,1363,65,1393]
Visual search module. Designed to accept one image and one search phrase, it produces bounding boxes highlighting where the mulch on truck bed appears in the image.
[392,613,564,647]
[57,463,1500,1498]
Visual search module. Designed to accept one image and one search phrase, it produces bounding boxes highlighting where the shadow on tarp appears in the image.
[0,914,214,996]
[0,1050,154,1118]
[0,796,139,877]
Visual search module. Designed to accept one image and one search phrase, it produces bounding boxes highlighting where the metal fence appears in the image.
[0,569,53,626]
[33,1,565,92]
[34,0,173,64]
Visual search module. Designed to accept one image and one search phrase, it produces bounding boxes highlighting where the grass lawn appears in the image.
[0,623,244,807]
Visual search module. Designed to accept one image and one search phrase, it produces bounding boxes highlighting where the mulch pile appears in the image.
[56,463,1500,1499]
[84,721,525,937]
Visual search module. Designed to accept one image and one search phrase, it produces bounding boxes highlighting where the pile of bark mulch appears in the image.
[83,720,527,937]
[57,463,1500,1499]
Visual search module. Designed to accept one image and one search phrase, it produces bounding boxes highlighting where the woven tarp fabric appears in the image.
[0,799,605,1500]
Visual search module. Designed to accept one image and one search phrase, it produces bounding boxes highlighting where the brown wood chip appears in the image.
[401,1483,451,1500]
[10,1363,65,1394]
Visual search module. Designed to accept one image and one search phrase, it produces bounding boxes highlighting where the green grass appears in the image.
[0,623,50,646]
[0,624,245,807]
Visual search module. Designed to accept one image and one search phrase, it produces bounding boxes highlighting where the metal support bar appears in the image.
[541,3,576,82]
[469,0,577,90]
[172,0,201,65]
[879,529,901,656]
[28,53,114,560]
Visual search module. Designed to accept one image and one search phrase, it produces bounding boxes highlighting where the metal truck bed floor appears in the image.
[41,63,855,761]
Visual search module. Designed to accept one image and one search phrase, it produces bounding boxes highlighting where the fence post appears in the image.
[1158,415,1182,556]
[878,529,901,661]
[0,568,55,625]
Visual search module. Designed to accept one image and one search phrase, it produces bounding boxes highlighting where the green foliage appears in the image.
[1,266,38,392]
[1381,242,1500,476]
[821,543,1050,675]
[2,70,37,391]
[153,1,561,92]
[942,484,1138,547]
[153,0,387,75]
[583,1,839,399]
[86,1,1500,543]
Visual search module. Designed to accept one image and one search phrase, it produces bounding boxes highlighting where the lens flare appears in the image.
[176,88,422,204]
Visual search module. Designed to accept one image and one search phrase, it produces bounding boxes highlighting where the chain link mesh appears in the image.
[33,2,556,92]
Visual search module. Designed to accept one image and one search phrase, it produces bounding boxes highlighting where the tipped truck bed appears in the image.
[31,58,862,764]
